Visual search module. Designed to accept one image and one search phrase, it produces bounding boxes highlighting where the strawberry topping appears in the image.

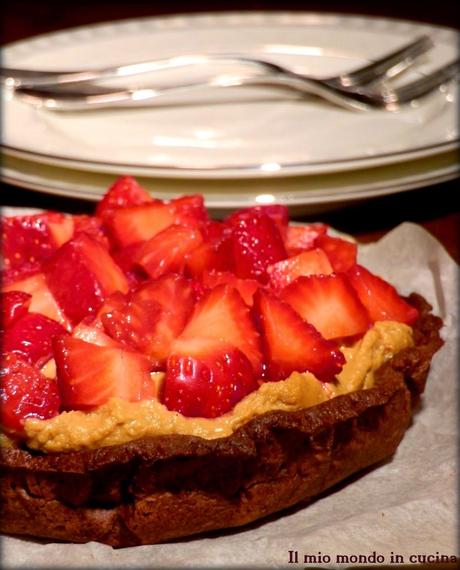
[3,313,68,367]
[172,284,263,376]
[254,290,345,382]
[229,211,287,283]
[0,176,421,432]
[162,345,257,418]
[1,291,32,330]
[0,352,61,433]
[281,274,371,340]
[346,264,419,325]
[54,336,155,410]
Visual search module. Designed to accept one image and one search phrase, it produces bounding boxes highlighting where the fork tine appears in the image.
[333,35,434,88]
[383,58,460,107]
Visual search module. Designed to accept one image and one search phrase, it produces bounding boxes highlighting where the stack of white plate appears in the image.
[2,12,458,214]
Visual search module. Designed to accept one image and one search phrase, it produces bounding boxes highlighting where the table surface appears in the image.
[2,1,459,262]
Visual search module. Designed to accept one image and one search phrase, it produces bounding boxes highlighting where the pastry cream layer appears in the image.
[24,321,413,453]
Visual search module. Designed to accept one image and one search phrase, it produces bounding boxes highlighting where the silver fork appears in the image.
[1,35,433,90]
[13,58,460,113]
[9,38,459,112]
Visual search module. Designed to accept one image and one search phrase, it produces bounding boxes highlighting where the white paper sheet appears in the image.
[2,222,458,569]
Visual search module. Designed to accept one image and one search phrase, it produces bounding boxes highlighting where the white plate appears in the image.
[2,151,458,215]
[2,12,459,179]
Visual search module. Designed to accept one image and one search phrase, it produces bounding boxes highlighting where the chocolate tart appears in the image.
[0,294,443,547]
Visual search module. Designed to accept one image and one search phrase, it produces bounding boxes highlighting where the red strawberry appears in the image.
[2,273,70,329]
[185,224,233,278]
[47,214,74,247]
[135,224,203,279]
[2,313,68,367]
[1,261,42,287]
[53,336,155,410]
[44,234,129,325]
[200,220,229,241]
[285,223,328,254]
[1,291,31,329]
[111,242,148,289]
[95,175,153,217]
[267,248,333,289]
[72,320,120,348]
[2,212,72,271]
[103,202,176,247]
[202,270,259,306]
[101,274,196,366]
[229,211,287,283]
[226,205,289,240]
[185,242,227,278]
[162,345,258,418]
[169,194,209,226]
[172,284,263,375]
[280,274,371,340]
[345,264,419,325]
[0,352,61,433]
[254,289,345,382]
[72,215,109,247]
[316,234,357,272]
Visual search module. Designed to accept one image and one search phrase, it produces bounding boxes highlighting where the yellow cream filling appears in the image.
[23,321,413,453]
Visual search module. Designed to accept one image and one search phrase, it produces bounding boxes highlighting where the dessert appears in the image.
[0,177,443,547]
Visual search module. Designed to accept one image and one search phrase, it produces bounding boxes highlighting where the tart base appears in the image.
[0,294,443,547]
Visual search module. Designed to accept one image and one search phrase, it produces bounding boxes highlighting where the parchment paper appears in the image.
[1,222,458,569]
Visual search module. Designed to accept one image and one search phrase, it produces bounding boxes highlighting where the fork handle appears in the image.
[14,73,372,112]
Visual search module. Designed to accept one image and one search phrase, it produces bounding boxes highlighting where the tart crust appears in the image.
[0,294,443,547]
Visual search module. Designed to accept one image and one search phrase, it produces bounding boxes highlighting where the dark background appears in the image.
[1,0,459,260]
[2,0,459,43]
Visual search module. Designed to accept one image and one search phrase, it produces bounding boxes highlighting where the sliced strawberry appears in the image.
[111,242,148,289]
[202,270,259,306]
[267,248,333,289]
[280,274,371,340]
[226,204,289,240]
[169,194,209,227]
[44,234,129,325]
[135,224,203,279]
[185,242,226,278]
[103,202,176,247]
[162,345,257,418]
[346,264,419,325]
[254,290,345,382]
[172,284,263,375]
[285,223,328,255]
[72,320,120,348]
[229,211,287,283]
[2,313,68,367]
[2,273,70,330]
[53,336,155,410]
[72,214,109,247]
[101,274,196,366]
[200,220,228,241]
[47,214,74,247]
[1,291,31,329]
[0,352,61,433]
[185,224,233,278]
[95,175,153,217]
[2,212,71,271]
[316,234,357,272]
[100,292,160,357]
[1,261,42,287]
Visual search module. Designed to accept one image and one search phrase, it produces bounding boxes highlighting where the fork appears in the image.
[1,35,433,91]
[13,56,459,113]
[8,38,459,112]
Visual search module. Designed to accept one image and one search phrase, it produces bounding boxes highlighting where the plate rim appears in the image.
[2,150,458,209]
